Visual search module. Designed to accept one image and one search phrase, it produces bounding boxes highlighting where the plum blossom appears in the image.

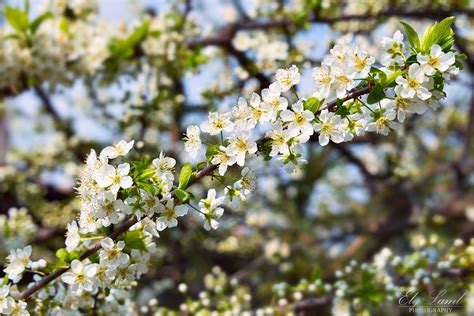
[99,238,129,268]
[312,64,333,99]
[366,104,401,136]
[99,140,134,160]
[280,100,315,141]
[227,132,257,166]
[261,82,288,122]
[417,44,455,75]
[65,221,81,251]
[232,97,257,131]
[156,199,188,229]
[313,110,344,146]
[184,125,202,158]
[381,30,405,68]
[211,146,237,176]
[94,163,133,195]
[395,64,432,100]
[4,246,32,282]
[385,85,427,122]
[266,123,298,156]
[201,112,234,135]
[61,260,98,295]
[152,152,176,181]
[198,189,225,230]
[275,65,300,92]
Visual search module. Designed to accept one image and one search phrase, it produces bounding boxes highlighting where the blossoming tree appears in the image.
[0,1,473,315]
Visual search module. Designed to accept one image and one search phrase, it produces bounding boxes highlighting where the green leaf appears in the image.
[335,103,350,118]
[30,12,52,34]
[196,161,207,170]
[55,248,69,262]
[310,266,322,281]
[124,230,147,250]
[178,162,194,189]
[405,54,418,64]
[205,144,220,161]
[400,21,420,50]
[136,181,155,196]
[59,17,70,34]
[304,97,321,113]
[5,6,30,32]
[89,253,100,264]
[367,84,386,104]
[2,275,9,286]
[420,16,455,53]
[382,70,404,88]
[370,66,387,83]
[175,188,191,203]
[69,251,80,261]
[135,168,156,182]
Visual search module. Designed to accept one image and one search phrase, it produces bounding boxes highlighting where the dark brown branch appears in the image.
[33,86,73,138]
[188,8,474,50]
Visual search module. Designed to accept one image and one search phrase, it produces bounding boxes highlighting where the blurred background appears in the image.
[0,0,473,314]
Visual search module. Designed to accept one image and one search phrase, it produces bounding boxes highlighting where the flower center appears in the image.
[396,97,410,110]
[75,273,85,283]
[407,78,420,89]
[354,56,367,71]
[295,113,305,124]
[427,56,440,68]
[236,139,247,151]
[321,123,334,134]
[376,117,389,128]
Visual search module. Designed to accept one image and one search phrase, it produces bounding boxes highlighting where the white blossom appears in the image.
[99,140,134,160]
[211,146,237,176]
[201,112,234,135]
[395,64,432,100]
[94,163,133,195]
[198,189,225,230]
[156,199,188,229]
[417,44,455,75]
[4,246,32,282]
[61,260,98,295]
[275,65,300,92]
[280,100,315,141]
[313,110,344,146]
[184,125,202,158]
[65,221,81,251]
[227,131,257,166]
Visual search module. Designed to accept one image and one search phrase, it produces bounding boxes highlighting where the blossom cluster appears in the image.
[0,208,37,255]
[0,17,465,314]
[146,239,473,315]
[0,2,200,95]
[185,28,459,177]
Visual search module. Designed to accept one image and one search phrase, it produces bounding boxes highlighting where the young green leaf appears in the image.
[367,84,386,104]
[5,6,30,32]
[178,162,194,189]
[175,188,192,203]
[205,144,220,161]
[400,21,420,50]
[420,16,455,53]
[304,97,321,113]
[30,12,52,34]
[55,248,69,262]
[124,230,147,250]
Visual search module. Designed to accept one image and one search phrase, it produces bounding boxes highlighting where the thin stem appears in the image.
[291,86,300,99]
[187,203,206,215]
